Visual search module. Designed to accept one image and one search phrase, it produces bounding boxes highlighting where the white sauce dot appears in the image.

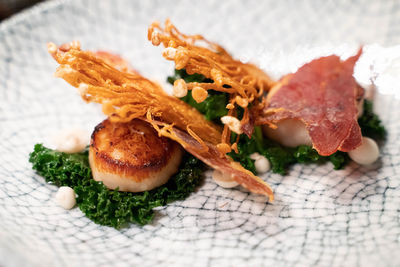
[263,119,312,148]
[348,137,379,165]
[212,170,239,188]
[55,186,76,210]
[55,129,89,153]
[254,155,271,174]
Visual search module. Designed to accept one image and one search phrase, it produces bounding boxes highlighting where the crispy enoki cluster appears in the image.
[48,41,275,199]
[47,41,222,150]
[148,19,275,154]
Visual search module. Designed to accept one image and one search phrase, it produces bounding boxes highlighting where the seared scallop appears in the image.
[89,119,183,192]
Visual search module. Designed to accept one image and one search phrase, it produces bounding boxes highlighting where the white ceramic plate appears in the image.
[1,0,400,266]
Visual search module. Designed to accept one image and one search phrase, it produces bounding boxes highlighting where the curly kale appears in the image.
[167,69,229,123]
[358,99,386,140]
[29,144,204,228]
[228,127,349,175]
[167,68,211,84]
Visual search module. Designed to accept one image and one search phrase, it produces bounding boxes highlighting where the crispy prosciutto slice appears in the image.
[257,49,363,156]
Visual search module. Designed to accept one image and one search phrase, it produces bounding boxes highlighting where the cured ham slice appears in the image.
[257,49,363,156]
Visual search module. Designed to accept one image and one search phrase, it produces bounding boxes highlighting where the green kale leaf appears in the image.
[328,151,349,170]
[358,99,386,140]
[167,69,229,123]
[180,90,228,123]
[167,69,211,84]
[29,144,204,228]
[228,126,349,175]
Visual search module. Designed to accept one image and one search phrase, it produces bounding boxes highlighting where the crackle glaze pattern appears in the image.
[1,0,400,266]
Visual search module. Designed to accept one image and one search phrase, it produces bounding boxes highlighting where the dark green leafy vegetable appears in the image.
[167,69,229,123]
[29,144,204,228]
[358,99,386,140]
[180,90,229,123]
[328,151,349,170]
[167,69,211,84]
[228,126,349,174]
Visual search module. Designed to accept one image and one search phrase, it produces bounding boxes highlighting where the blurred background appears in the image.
[0,0,42,21]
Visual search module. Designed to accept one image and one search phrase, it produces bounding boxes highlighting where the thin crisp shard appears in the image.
[48,42,274,199]
[257,49,363,156]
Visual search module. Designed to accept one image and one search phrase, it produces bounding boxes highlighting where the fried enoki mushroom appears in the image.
[148,19,275,153]
[47,41,274,200]
[47,41,221,146]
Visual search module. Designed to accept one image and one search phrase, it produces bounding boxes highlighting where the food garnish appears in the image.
[148,19,274,146]
[47,34,275,200]
[28,20,387,228]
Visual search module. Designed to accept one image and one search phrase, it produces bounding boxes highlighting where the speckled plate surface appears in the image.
[1,0,400,266]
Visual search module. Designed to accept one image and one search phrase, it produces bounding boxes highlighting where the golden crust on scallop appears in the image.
[89,119,183,192]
